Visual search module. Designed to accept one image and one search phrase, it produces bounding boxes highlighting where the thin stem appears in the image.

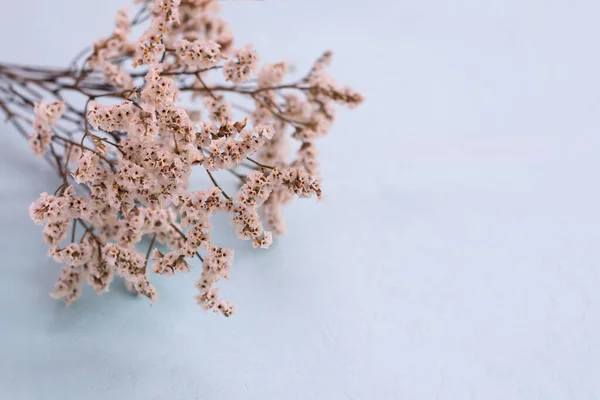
[143,233,157,271]
[205,169,231,200]
[71,219,77,243]
[53,135,117,169]
[75,218,102,245]
[169,222,204,262]
[246,156,275,170]
[195,72,218,101]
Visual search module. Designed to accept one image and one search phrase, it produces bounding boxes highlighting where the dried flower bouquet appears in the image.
[0,0,363,316]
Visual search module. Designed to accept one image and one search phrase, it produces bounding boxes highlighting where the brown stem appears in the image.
[76,218,102,246]
[169,222,204,262]
[246,156,275,170]
[205,169,231,200]
[143,233,157,271]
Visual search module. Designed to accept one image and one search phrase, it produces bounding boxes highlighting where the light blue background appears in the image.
[1,0,600,399]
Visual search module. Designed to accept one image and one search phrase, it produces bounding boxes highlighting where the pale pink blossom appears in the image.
[141,65,179,105]
[50,265,84,305]
[175,39,222,69]
[223,44,259,84]
[257,62,287,88]
[6,0,364,316]
[103,63,134,89]
[152,249,190,275]
[28,100,65,156]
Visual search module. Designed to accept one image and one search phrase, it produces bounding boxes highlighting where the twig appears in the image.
[169,222,204,262]
[205,169,231,200]
[143,233,157,271]
[246,156,275,170]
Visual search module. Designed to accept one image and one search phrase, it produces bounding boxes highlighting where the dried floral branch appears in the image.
[1,0,363,316]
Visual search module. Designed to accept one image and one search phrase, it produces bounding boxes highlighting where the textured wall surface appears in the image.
[1,0,600,399]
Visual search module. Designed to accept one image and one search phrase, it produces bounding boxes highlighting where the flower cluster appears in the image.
[28,101,65,156]
[88,9,132,69]
[223,44,259,84]
[103,63,135,90]
[175,39,223,69]
[103,243,157,301]
[1,0,363,316]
